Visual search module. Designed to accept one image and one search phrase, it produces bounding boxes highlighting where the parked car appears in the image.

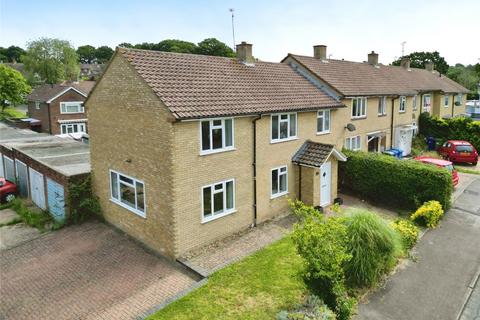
[414,157,459,187]
[437,140,478,165]
[0,178,18,203]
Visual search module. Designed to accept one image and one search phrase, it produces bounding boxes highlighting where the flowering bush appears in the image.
[410,200,444,228]
[390,219,419,249]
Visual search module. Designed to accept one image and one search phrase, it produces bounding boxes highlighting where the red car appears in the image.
[438,140,478,165]
[414,157,459,187]
[0,178,17,203]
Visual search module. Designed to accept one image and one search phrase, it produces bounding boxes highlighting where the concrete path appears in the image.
[357,177,480,320]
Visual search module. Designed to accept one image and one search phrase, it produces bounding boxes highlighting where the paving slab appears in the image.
[0,208,21,225]
[0,223,42,250]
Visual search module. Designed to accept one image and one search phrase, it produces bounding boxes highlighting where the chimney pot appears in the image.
[313,45,327,60]
[401,57,411,70]
[236,41,254,65]
[425,60,435,72]
[368,51,379,65]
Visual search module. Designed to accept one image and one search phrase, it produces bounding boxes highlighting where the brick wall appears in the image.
[49,90,88,135]
[27,101,50,133]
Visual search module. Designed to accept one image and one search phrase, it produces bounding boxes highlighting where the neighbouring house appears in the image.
[87,43,347,259]
[282,46,470,156]
[0,123,90,221]
[26,81,95,137]
[80,63,105,80]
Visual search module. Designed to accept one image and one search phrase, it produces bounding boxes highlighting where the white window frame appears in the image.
[444,95,449,107]
[271,166,288,199]
[60,123,86,135]
[271,113,297,143]
[423,94,431,112]
[200,118,234,155]
[399,96,407,113]
[35,101,40,110]
[455,93,462,104]
[316,110,331,134]
[377,97,387,116]
[201,179,236,223]
[109,170,146,218]
[345,135,361,151]
[351,97,367,119]
[413,95,418,111]
[60,101,84,114]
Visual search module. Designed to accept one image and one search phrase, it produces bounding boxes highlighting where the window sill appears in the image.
[316,131,331,136]
[110,198,146,218]
[200,147,236,156]
[60,112,85,115]
[351,116,367,120]
[399,110,406,113]
[271,191,289,200]
[202,209,237,224]
[377,114,387,117]
[270,137,298,144]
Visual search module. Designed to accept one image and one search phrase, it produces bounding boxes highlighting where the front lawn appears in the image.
[0,106,26,120]
[148,237,305,320]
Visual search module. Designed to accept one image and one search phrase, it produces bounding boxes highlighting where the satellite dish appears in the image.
[345,123,356,132]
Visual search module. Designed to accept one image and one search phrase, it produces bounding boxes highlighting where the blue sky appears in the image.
[1,0,478,65]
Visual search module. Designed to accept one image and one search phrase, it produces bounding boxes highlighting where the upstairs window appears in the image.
[413,95,418,111]
[423,94,431,112]
[35,101,40,110]
[399,96,406,113]
[444,95,449,107]
[455,94,462,105]
[271,113,297,142]
[378,97,387,116]
[201,118,234,154]
[317,110,330,134]
[202,179,235,222]
[352,97,367,118]
[345,135,361,151]
[60,102,84,114]
[271,166,288,198]
[110,170,145,217]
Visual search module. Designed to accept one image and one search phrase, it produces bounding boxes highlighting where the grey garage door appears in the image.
[15,160,29,197]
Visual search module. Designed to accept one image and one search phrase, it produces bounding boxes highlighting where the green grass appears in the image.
[454,166,480,175]
[148,237,305,320]
[0,106,26,120]
[10,199,55,232]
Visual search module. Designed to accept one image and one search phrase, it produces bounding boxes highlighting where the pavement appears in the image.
[356,176,480,320]
[0,221,199,320]
[0,208,42,250]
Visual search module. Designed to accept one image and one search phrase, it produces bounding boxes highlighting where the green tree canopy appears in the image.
[0,65,31,111]
[23,38,79,84]
[0,46,26,63]
[448,64,480,99]
[195,38,235,57]
[95,46,114,63]
[152,39,197,53]
[118,42,134,48]
[392,51,449,74]
[77,45,96,63]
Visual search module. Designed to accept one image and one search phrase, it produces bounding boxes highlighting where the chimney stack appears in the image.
[368,51,379,65]
[236,41,254,65]
[425,60,434,72]
[313,45,327,60]
[400,57,411,70]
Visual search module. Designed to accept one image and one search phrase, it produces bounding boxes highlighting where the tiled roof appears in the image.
[292,140,336,167]
[120,48,344,119]
[27,81,95,102]
[286,54,470,96]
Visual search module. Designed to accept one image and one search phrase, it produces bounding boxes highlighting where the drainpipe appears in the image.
[252,114,262,227]
[390,97,396,148]
[47,103,52,134]
[451,94,455,118]
[298,166,302,201]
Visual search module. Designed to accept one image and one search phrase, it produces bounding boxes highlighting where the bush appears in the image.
[343,210,402,287]
[390,219,419,249]
[339,151,452,210]
[276,294,337,320]
[67,175,102,224]
[411,200,444,228]
[10,199,54,231]
[419,112,480,151]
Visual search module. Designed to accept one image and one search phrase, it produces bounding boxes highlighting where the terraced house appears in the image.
[87,42,469,259]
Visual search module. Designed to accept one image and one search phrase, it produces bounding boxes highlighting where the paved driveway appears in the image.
[0,221,198,320]
[356,177,480,320]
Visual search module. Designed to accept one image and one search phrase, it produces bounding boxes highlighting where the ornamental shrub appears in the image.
[339,151,452,210]
[276,294,337,320]
[390,219,419,249]
[343,210,402,287]
[410,200,444,228]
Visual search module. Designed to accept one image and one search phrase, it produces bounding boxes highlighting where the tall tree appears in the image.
[0,46,26,63]
[118,42,134,48]
[392,51,449,74]
[196,38,235,57]
[0,65,31,111]
[95,46,114,63]
[448,64,480,99]
[77,45,96,63]
[152,39,197,53]
[23,38,79,84]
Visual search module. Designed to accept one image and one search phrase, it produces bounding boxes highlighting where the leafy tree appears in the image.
[77,45,96,63]
[447,64,480,99]
[0,65,31,111]
[23,38,79,84]
[94,46,114,63]
[392,51,449,74]
[153,39,197,53]
[0,46,26,63]
[196,38,235,57]
[0,47,7,62]
[118,42,134,48]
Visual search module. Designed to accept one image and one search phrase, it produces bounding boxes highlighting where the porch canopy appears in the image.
[292,140,347,167]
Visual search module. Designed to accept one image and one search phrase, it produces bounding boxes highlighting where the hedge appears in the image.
[339,151,452,210]
[419,112,480,151]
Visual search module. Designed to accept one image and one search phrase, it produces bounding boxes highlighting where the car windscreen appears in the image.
[445,164,454,172]
[456,145,473,152]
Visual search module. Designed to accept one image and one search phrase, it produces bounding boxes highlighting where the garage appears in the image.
[47,178,65,221]
[15,160,29,197]
[29,168,46,210]
[4,156,15,182]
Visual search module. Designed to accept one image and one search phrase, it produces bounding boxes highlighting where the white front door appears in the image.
[320,161,331,206]
[29,168,46,210]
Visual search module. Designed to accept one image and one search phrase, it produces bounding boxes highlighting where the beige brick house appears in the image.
[87,43,469,259]
[283,45,469,155]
